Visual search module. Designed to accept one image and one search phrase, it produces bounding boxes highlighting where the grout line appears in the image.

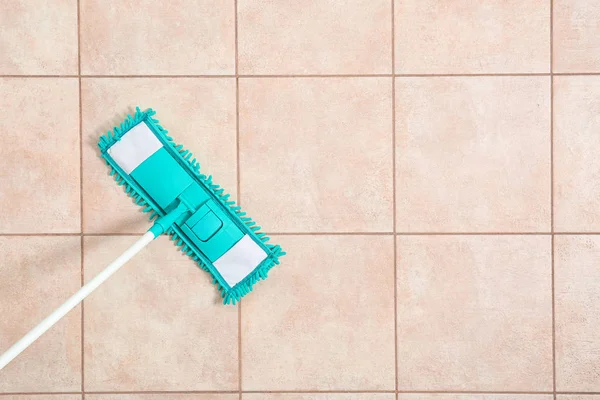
[235,81,241,204]
[269,232,394,235]
[551,72,600,76]
[0,75,80,78]
[550,87,555,233]
[396,390,555,395]
[553,232,600,235]
[239,74,392,78]
[234,2,242,398]
[79,74,236,78]
[550,4,554,235]
[76,0,85,394]
[0,391,583,396]
[266,232,556,236]
[552,234,557,397]
[391,0,399,396]
[0,393,83,396]
[394,232,551,235]
[16,391,600,396]
[550,1,557,398]
[242,390,396,394]
[3,72,600,79]
[235,0,241,204]
[238,301,242,399]
[80,232,147,236]
[274,232,582,236]
[394,73,550,77]
[0,233,81,236]
[83,391,239,395]
[80,233,85,398]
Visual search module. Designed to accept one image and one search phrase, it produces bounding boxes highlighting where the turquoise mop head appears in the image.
[98,107,285,304]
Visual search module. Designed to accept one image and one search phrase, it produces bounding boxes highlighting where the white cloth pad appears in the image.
[107,122,163,174]
[214,235,267,287]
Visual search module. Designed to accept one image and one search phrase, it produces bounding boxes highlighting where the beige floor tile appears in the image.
[83,235,238,390]
[244,395,394,400]
[0,0,78,74]
[239,78,393,233]
[81,78,236,234]
[396,235,553,391]
[0,78,80,234]
[80,0,235,75]
[0,237,81,391]
[554,76,600,232]
[396,77,550,232]
[238,0,391,74]
[242,235,395,390]
[555,235,600,391]
[395,0,550,73]
[554,0,600,72]
[558,397,600,400]
[87,396,236,400]
[399,396,552,400]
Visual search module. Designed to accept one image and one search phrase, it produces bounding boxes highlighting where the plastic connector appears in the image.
[148,201,190,238]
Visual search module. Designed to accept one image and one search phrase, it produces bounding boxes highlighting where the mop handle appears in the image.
[0,231,156,370]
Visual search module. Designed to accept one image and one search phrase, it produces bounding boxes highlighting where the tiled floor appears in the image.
[1,0,600,398]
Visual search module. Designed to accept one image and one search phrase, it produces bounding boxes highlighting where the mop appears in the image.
[0,107,284,369]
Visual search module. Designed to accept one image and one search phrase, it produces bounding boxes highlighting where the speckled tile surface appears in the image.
[1,0,599,397]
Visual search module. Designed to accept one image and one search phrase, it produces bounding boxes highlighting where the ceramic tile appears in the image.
[238,0,391,74]
[0,78,80,234]
[81,78,236,234]
[239,78,393,233]
[0,237,81,391]
[394,0,550,73]
[242,235,395,390]
[0,0,78,74]
[396,235,553,391]
[554,0,600,72]
[80,0,235,75]
[554,76,600,232]
[82,235,238,390]
[398,396,552,400]
[87,396,236,400]
[243,395,394,400]
[558,397,600,400]
[395,76,550,232]
[555,235,600,391]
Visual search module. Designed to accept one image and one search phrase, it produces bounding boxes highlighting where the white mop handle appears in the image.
[0,231,156,370]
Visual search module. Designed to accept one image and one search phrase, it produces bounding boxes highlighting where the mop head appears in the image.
[98,107,284,304]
